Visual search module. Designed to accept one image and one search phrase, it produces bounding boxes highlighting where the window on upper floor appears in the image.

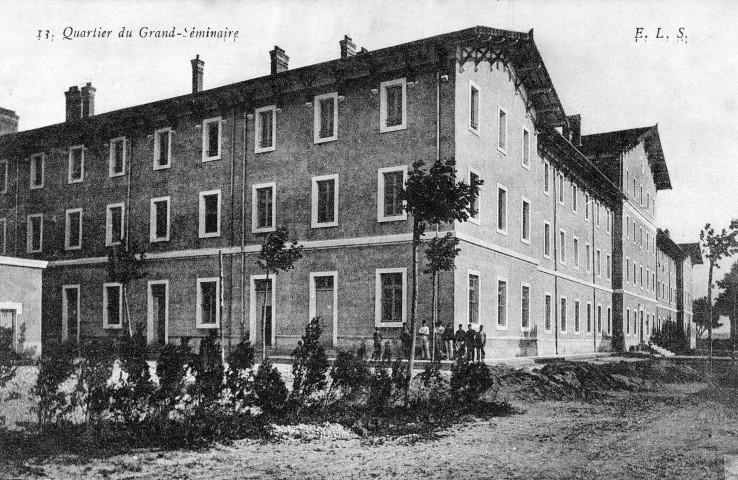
[625,257,630,283]
[497,106,507,153]
[0,218,6,255]
[378,166,407,222]
[68,146,84,183]
[199,190,221,238]
[559,229,566,265]
[586,244,592,273]
[521,198,531,244]
[497,185,508,234]
[154,127,172,170]
[106,203,124,246]
[585,193,590,221]
[109,137,126,177]
[312,174,338,228]
[558,173,565,205]
[632,178,637,199]
[607,254,612,279]
[30,154,44,189]
[606,208,611,234]
[150,197,171,242]
[380,78,407,133]
[522,126,531,169]
[596,248,602,277]
[543,162,550,195]
[543,222,552,258]
[64,208,82,250]
[255,105,276,153]
[202,117,222,161]
[27,214,43,253]
[639,184,643,207]
[314,92,338,143]
[469,80,480,134]
[572,184,578,213]
[253,183,276,233]
[0,160,7,194]
[469,170,480,224]
[103,283,123,329]
[573,237,580,269]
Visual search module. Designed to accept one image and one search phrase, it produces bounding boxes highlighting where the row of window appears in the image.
[625,166,656,217]
[625,214,656,256]
[543,223,612,278]
[467,273,612,335]
[624,308,659,337]
[0,78,414,195]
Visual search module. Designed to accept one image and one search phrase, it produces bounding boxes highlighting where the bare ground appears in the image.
[2,363,738,479]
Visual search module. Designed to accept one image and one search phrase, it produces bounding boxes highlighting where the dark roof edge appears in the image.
[677,242,704,265]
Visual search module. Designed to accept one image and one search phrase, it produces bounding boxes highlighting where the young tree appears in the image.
[107,238,147,337]
[700,220,738,363]
[424,233,460,362]
[715,261,738,361]
[255,227,303,361]
[693,296,721,340]
[402,157,480,402]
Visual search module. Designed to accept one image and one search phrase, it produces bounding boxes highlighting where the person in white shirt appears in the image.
[418,320,430,360]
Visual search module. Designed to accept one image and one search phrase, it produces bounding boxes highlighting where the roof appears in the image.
[0,26,568,151]
[580,125,672,191]
[678,242,704,265]
[657,229,685,260]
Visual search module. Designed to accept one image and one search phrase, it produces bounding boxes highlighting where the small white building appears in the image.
[0,255,47,357]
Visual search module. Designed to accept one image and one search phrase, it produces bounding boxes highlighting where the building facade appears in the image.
[0,26,699,357]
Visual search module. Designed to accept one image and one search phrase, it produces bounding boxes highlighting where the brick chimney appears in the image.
[340,35,355,58]
[566,114,581,146]
[81,82,95,118]
[65,86,82,122]
[270,46,289,74]
[191,54,204,93]
[0,108,18,135]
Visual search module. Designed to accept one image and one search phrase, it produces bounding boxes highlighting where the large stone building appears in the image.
[0,26,700,357]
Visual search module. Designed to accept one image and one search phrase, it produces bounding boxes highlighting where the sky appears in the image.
[1,0,736,310]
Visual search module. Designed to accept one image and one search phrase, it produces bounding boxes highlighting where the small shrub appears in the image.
[74,337,117,424]
[367,367,393,412]
[190,333,224,409]
[450,355,494,404]
[290,318,329,404]
[329,349,371,402]
[253,358,288,414]
[225,340,256,411]
[32,340,77,426]
[413,362,449,405]
[154,338,192,418]
[110,327,155,424]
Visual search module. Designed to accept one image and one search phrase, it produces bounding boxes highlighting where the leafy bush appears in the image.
[450,355,494,404]
[367,366,393,412]
[110,327,155,423]
[74,337,117,424]
[253,358,288,414]
[154,338,193,418]
[651,321,689,353]
[413,362,449,405]
[328,349,371,402]
[190,333,224,409]
[225,340,256,411]
[32,341,77,426]
[290,319,329,404]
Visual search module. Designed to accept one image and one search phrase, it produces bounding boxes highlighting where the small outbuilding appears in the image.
[0,255,47,358]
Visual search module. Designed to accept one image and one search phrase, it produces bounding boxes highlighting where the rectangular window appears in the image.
[255,105,276,153]
[0,218,6,255]
[607,307,612,335]
[596,249,602,277]
[153,128,172,169]
[103,283,123,329]
[197,278,220,328]
[106,203,124,246]
[646,232,650,252]
[543,221,551,258]
[202,117,222,161]
[640,227,644,249]
[468,273,480,324]
[497,185,508,234]
[559,230,566,264]
[595,200,600,228]
[626,310,631,335]
[312,174,338,228]
[574,300,581,334]
[380,78,407,132]
[199,190,222,238]
[68,145,84,183]
[560,297,567,333]
[633,219,637,244]
[252,183,276,233]
[377,166,407,222]
[521,284,531,330]
[639,185,643,206]
[640,265,644,288]
[586,302,592,333]
[543,162,550,195]
[150,197,171,242]
[586,244,591,273]
[497,279,508,328]
[606,208,612,234]
[62,285,80,342]
[597,305,602,333]
[572,184,578,213]
[544,294,552,332]
[521,198,530,243]
[64,208,82,250]
[497,107,507,153]
[606,253,611,279]
[0,160,6,194]
[376,268,406,326]
[109,137,126,177]
[30,153,44,189]
[558,173,565,205]
[633,178,637,198]
[469,81,480,134]
[314,92,338,143]
[573,237,580,269]
[26,214,43,253]
[585,193,590,221]
[469,170,480,223]
[522,126,531,168]
[626,215,630,238]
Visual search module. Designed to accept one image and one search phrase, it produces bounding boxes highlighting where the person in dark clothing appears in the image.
[443,322,455,360]
[372,327,383,360]
[476,325,487,362]
[454,324,466,360]
[400,322,411,359]
[466,323,477,361]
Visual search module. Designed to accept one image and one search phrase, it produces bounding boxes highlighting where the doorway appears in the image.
[310,272,337,346]
[147,281,169,345]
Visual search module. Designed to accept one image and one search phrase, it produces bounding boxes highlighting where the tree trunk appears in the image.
[708,260,714,371]
[261,270,270,362]
[405,220,420,406]
[431,270,438,363]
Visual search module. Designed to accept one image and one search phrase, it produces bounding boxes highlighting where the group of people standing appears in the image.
[372,321,487,362]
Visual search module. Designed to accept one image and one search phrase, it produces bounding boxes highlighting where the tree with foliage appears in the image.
[107,238,147,337]
[693,296,722,339]
[700,220,738,363]
[402,157,481,403]
[424,233,460,362]
[255,227,303,361]
[715,260,738,360]
[290,318,329,405]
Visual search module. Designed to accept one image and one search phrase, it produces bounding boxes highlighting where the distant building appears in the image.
[0,26,700,357]
[0,255,47,357]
